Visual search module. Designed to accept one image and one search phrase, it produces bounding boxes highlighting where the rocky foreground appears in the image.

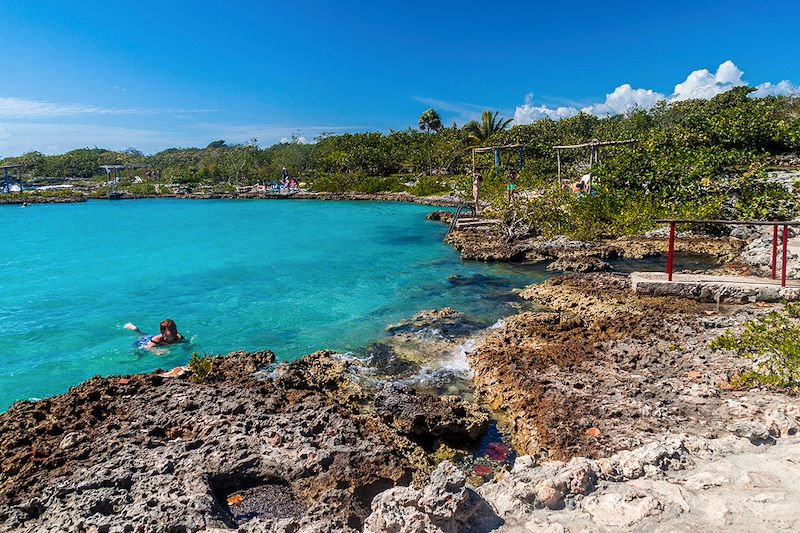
[365,273,800,532]
[0,347,486,531]
[2,272,799,532]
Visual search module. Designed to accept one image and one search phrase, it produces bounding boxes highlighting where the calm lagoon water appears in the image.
[0,199,549,411]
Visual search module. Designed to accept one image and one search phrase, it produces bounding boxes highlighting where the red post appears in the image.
[781,224,789,288]
[667,221,676,282]
[771,224,779,280]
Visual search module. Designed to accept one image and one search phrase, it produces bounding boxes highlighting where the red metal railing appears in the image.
[655,219,800,288]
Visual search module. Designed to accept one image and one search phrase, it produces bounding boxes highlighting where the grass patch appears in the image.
[188,352,216,383]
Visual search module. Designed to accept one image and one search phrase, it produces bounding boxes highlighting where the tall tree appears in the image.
[418,108,443,174]
[418,108,443,134]
[465,110,513,145]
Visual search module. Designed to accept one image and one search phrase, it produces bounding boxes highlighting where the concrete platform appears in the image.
[631,272,800,303]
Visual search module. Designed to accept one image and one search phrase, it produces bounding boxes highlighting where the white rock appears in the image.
[748,491,787,503]
[59,431,86,449]
[582,491,663,528]
[534,479,566,510]
[684,472,728,491]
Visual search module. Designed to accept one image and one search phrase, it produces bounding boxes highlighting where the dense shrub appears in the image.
[711,302,800,389]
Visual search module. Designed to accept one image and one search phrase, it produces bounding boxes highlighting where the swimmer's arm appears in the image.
[123,322,144,335]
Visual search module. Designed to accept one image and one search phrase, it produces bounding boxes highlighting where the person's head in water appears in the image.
[159,319,181,343]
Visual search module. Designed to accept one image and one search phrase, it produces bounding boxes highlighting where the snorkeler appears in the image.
[124,319,185,354]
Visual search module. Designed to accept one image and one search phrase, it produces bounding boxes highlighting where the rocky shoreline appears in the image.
[3,272,798,531]
[0,345,487,532]
[3,209,799,531]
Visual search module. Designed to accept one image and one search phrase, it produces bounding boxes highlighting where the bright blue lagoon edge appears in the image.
[0,199,549,411]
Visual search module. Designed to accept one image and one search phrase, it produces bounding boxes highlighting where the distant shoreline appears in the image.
[0,191,464,207]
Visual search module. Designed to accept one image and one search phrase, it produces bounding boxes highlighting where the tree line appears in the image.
[3,87,799,226]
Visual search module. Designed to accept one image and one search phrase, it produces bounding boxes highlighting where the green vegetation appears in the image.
[2,88,799,240]
[187,352,216,383]
[710,302,800,389]
[465,110,513,145]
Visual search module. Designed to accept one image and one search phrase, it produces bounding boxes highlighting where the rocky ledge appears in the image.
[0,349,486,532]
[444,229,746,266]
[364,271,800,532]
[367,428,800,532]
[468,273,785,460]
[0,195,86,204]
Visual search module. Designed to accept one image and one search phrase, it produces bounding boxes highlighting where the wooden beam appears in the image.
[553,139,638,150]
[472,143,522,154]
[655,219,800,226]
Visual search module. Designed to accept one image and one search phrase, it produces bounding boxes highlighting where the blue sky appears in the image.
[0,0,798,155]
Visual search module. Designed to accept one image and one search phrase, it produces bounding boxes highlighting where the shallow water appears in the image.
[0,199,549,411]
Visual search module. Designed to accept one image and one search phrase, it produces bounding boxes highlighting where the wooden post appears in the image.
[781,224,789,288]
[772,224,779,280]
[667,222,676,282]
[472,149,475,179]
[557,150,561,183]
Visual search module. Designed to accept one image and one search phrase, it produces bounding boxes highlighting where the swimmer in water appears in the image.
[124,319,185,355]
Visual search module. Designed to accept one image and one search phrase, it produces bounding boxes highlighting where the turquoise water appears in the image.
[0,199,548,411]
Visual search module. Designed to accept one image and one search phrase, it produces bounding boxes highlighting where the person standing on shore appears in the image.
[507,169,518,205]
[472,172,482,215]
[281,166,289,192]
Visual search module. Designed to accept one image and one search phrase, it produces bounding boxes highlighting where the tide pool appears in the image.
[0,199,548,410]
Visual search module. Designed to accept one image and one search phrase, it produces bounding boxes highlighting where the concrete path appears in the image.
[631,272,800,303]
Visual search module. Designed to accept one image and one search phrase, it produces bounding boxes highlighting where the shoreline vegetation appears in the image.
[3,89,800,242]
[3,90,800,530]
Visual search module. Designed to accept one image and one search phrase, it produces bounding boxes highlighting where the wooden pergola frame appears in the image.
[471,143,522,176]
[553,139,637,183]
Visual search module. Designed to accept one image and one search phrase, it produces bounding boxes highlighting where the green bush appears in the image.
[188,353,216,383]
[309,172,407,193]
[126,183,157,195]
[411,175,450,196]
[710,302,800,389]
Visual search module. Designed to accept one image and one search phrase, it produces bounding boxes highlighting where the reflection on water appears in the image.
[610,253,720,273]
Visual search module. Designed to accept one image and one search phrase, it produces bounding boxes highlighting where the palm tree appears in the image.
[418,108,443,174]
[465,110,513,145]
[418,108,443,134]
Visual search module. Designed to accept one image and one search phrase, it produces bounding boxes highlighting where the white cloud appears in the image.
[0,121,353,155]
[279,135,308,144]
[751,80,799,98]
[0,122,185,155]
[513,60,798,125]
[671,60,746,101]
[0,96,214,118]
[514,93,579,123]
[582,84,666,116]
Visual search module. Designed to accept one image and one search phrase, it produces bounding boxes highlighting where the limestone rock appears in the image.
[546,256,611,273]
[684,472,728,491]
[363,462,502,533]
[726,421,772,443]
[582,491,663,528]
